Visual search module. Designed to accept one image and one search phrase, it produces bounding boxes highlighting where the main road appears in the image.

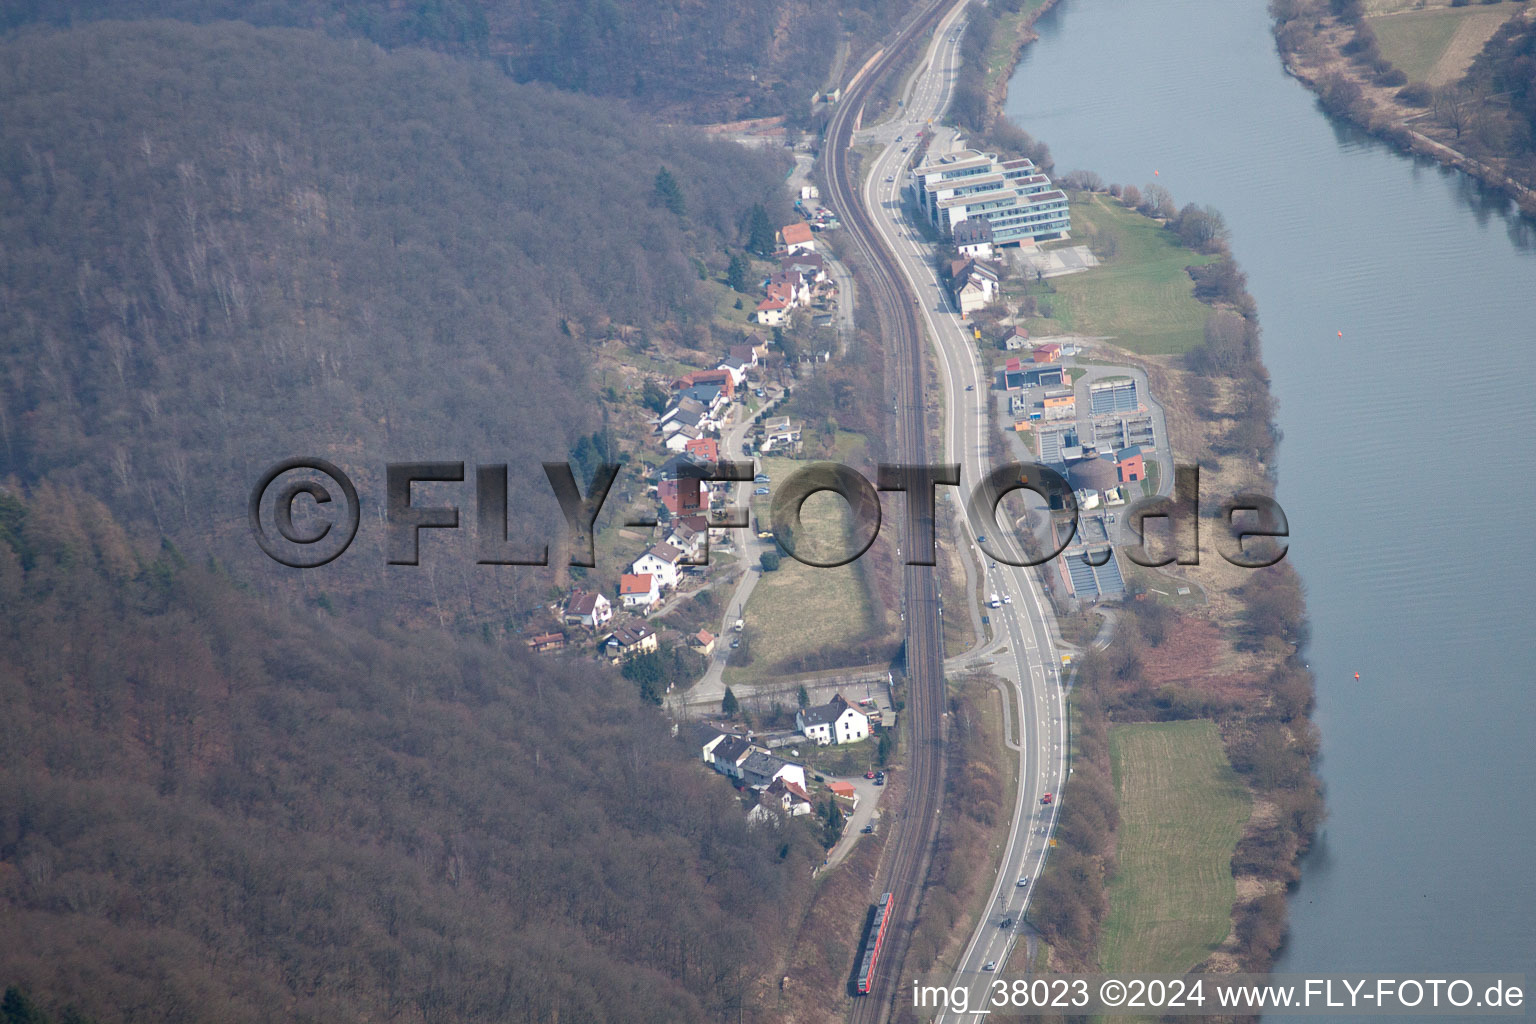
[824,2,1069,1021]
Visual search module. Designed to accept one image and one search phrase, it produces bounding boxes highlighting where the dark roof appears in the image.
[742,750,787,777]
[693,723,726,749]
[712,735,753,763]
[799,694,863,728]
[1116,445,1146,460]
[680,383,722,405]
[953,218,995,245]
[566,589,603,615]
[609,622,655,646]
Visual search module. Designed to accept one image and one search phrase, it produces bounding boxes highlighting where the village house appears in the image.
[999,324,1030,350]
[604,621,658,661]
[755,295,790,326]
[562,589,612,630]
[690,629,716,656]
[950,258,999,315]
[524,631,566,654]
[759,415,803,454]
[780,252,827,284]
[708,734,756,780]
[684,436,719,463]
[631,543,684,589]
[953,217,995,258]
[657,453,715,516]
[796,694,872,746]
[663,422,705,452]
[619,572,660,609]
[762,776,815,816]
[657,397,708,438]
[665,519,707,560]
[778,221,815,254]
[767,270,811,307]
[674,367,735,399]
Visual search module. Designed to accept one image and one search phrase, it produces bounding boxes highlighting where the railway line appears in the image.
[821,2,961,1021]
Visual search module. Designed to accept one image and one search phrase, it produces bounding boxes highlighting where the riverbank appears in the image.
[1270,2,1536,216]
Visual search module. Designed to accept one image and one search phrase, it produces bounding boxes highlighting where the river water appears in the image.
[1005,0,1536,987]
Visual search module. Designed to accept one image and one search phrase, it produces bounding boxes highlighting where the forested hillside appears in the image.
[0,20,790,622]
[0,0,912,122]
[0,485,821,1023]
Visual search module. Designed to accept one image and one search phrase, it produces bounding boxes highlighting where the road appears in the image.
[838,4,1071,1019]
[820,2,960,1021]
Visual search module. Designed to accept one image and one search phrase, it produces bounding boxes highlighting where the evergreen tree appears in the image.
[2,988,46,1024]
[726,251,750,292]
[796,684,810,709]
[722,686,740,717]
[746,203,776,255]
[652,167,685,216]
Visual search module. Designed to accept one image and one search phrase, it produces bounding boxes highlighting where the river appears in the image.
[1004,0,1536,988]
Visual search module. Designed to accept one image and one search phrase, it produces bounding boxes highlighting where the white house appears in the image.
[619,572,660,608]
[779,221,815,254]
[666,520,707,560]
[708,734,756,779]
[763,776,815,816]
[631,543,684,589]
[562,589,612,630]
[663,423,704,452]
[952,261,999,315]
[604,621,658,661]
[741,750,808,791]
[796,694,871,746]
[755,296,790,326]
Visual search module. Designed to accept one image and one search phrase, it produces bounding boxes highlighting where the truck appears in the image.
[988,592,1002,608]
[1040,792,1054,805]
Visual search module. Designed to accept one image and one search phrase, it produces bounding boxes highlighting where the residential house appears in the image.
[768,270,811,307]
[619,572,660,609]
[709,734,756,780]
[684,437,720,463]
[1032,341,1062,363]
[796,694,872,746]
[755,296,790,326]
[631,543,684,589]
[675,367,735,399]
[779,221,815,254]
[657,397,708,438]
[562,589,612,630]
[666,519,707,560]
[604,621,658,661]
[658,453,713,515]
[524,631,566,654]
[999,324,1029,350]
[953,217,995,258]
[741,750,808,791]
[695,724,727,764]
[759,416,803,454]
[679,383,728,421]
[690,630,717,656]
[780,253,827,283]
[951,259,999,315]
[663,423,704,452]
[762,776,815,816]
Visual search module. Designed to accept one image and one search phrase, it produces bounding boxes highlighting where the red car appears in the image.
[1040,792,1054,805]
[864,772,877,779]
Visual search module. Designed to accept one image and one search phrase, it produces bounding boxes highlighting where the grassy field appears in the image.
[1101,720,1250,974]
[1367,5,1518,84]
[727,447,886,682]
[1023,194,1216,355]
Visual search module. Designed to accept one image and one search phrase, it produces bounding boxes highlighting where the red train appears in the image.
[855,893,894,995]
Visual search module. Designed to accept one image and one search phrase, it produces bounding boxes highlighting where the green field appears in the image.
[1024,193,1216,355]
[727,446,888,682]
[1367,5,1518,85]
[1101,720,1250,974]
[984,0,1053,93]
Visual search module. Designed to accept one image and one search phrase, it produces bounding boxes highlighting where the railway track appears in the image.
[821,3,957,1020]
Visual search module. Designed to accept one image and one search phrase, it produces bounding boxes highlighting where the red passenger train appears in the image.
[855,893,894,995]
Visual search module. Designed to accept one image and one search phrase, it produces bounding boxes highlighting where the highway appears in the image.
[828,3,1071,1019]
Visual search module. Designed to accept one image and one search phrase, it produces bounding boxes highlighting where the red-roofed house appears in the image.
[1032,341,1062,363]
[685,437,719,463]
[779,221,815,254]
[619,573,660,609]
[755,296,789,326]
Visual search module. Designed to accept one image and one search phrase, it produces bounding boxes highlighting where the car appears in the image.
[976,535,987,545]
[895,135,903,142]
[754,474,770,483]
[1003,595,1012,604]
[885,175,894,183]
[730,638,741,649]
[753,487,770,495]
[874,776,884,786]
[965,384,974,391]
[983,962,997,973]
[754,388,765,398]
[865,772,877,779]
[1000,917,1013,929]
[1016,878,1029,887]
[860,825,874,834]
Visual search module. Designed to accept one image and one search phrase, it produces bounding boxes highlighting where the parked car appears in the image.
[753,487,770,495]
[730,638,741,649]
[865,772,877,779]
[754,388,765,397]
[754,474,770,483]
[874,777,885,786]
[860,825,874,834]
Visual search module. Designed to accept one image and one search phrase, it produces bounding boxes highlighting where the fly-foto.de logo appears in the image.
[249,458,1288,571]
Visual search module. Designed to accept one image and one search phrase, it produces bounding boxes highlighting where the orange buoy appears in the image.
[1338,330,1344,338]
[1354,672,1360,680]
[1154,169,1159,176]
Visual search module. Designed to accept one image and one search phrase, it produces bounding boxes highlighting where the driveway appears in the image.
[821,773,887,869]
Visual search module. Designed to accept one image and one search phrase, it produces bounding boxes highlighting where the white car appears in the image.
[1017,877,1029,887]
[1003,595,1012,604]
[983,961,997,972]
[885,175,894,182]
